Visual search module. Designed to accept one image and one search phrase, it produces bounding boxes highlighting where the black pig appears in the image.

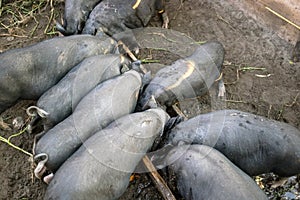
[56,0,102,35]
[28,54,130,130]
[168,109,300,177]
[0,35,117,113]
[44,108,169,200]
[166,145,268,200]
[82,0,167,36]
[138,41,224,109]
[34,70,142,175]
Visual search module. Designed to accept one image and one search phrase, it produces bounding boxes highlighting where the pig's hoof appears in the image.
[43,173,54,184]
[56,22,67,35]
[131,60,142,72]
[139,95,159,111]
[218,79,226,98]
[34,153,48,179]
[162,12,169,29]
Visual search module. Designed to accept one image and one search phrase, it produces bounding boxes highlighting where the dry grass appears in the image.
[0,0,63,38]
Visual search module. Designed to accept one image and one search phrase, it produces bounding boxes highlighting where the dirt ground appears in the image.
[0,0,299,199]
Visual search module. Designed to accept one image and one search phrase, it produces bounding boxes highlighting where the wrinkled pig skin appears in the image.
[168,109,300,177]
[58,0,103,35]
[36,54,130,129]
[0,35,117,113]
[166,145,268,200]
[138,41,224,109]
[82,0,165,36]
[44,108,169,200]
[35,70,142,172]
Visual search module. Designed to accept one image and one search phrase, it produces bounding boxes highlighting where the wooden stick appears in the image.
[119,40,188,120]
[172,104,188,120]
[265,6,300,30]
[118,40,176,200]
[142,155,176,200]
[117,40,147,74]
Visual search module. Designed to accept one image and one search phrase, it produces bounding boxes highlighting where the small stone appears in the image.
[12,116,24,130]
[6,37,14,42]
[284,192,296,199]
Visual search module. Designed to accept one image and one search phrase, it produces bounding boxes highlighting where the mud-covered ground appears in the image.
[0,0,299,199]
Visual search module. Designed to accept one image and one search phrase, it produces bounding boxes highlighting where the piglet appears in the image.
[0,35,117,113]
[34,70,142,175]
[56,0,102,35]
[44,108,169,200]
[168,109,300,177]
[138,41,225,109]
[28,54,130,130]
[82,0,167,36]
[166,145,268,200]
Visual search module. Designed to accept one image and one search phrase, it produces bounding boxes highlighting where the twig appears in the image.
[7,126,27,142]
[117,40,148,74]
[214,72,223,82]
[30,16,39,37]
[0,117,11,130]
[0,33,28,38]
[44,0,54,34]
[142,155,176,200]
[224,64,267,85]
[255,74,272,78]
[119,41,177,200]
[141,59,160,63]
[225,99,247,103]
[194,41,207,44]
[177,0,184,11]
[216,14,236,31]
[276,105,285,120]
[265,6,300,30]
[285,93,299,107]
[0,126,33,157]
[172,103,188,120]
[132,0,141,9]
[267,104,272,118]
[239,66,266,71]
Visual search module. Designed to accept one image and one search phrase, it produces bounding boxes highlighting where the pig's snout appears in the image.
[56,22,69,35]
[56,20,82,36]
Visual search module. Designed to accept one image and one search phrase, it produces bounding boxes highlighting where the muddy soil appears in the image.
[0,0,299,199]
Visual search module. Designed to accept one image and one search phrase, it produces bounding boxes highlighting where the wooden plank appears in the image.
[142,155,177,200]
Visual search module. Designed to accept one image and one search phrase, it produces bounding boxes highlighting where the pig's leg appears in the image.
[34,153,48,179]
[34,152,54,184]
[161,12,169,28]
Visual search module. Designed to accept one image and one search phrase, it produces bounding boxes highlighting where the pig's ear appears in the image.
[135,4,152,26]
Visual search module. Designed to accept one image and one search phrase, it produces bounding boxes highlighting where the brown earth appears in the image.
[0,0,299,199]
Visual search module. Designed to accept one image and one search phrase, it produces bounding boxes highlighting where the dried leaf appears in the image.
[270,178,288,189]
[0,117,12,131]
